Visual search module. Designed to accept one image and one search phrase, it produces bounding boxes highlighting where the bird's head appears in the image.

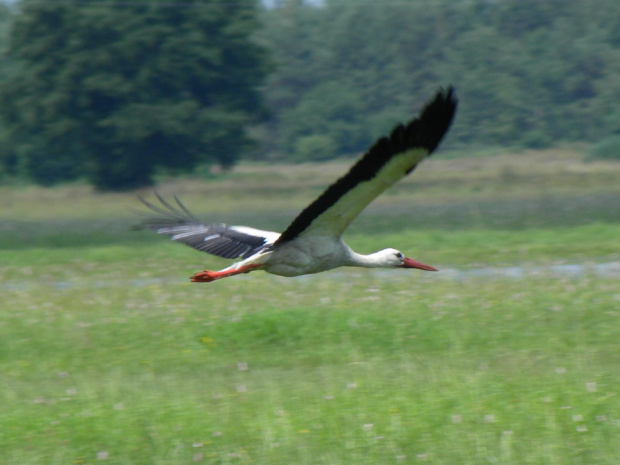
[380,248,438,272]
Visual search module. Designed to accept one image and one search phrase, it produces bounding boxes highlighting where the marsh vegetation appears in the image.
[1,149,619,464]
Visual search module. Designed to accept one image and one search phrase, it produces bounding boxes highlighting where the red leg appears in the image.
[190,264,263,283]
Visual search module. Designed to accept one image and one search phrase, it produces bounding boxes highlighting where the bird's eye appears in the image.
[395,252,404,260]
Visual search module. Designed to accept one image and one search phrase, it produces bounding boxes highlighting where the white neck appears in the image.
[345,250,393,269]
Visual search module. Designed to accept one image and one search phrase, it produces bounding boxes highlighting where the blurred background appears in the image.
[1,1,619,464]
[0,0,619,189]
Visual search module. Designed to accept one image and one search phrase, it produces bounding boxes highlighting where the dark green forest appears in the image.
[0,0,619,190]
[0,0,268,189]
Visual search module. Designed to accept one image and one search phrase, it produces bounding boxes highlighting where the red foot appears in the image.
[191,270,218,282]
[190,264,264,283]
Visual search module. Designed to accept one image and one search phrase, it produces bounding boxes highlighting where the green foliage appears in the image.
[3,0,620,180]
[520,130,553,149]
[590,135,620,160]
[259,0,620,160]
[282,81,368,156]
[0,0,269,190]
[293,134,337,161]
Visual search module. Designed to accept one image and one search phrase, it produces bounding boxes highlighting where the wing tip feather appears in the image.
[274,86,458,246]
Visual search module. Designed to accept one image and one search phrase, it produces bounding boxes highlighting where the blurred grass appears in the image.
[2,273,619,464]
[1,148,620,464]
[1,147,619,222]
[1,148,619,256]
[0,223,619,287]
[2,190,620,249]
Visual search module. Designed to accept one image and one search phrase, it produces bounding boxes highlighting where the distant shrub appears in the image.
[520,130,552,149]
[293,135,337,162]
[590,135,620,161]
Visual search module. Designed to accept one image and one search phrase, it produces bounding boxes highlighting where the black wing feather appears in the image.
[137,196,268,260]
[274,86,457,246]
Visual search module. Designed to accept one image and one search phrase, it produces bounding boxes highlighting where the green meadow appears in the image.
[1,149,620,464]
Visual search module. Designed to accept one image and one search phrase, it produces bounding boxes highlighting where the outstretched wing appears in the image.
[274,87,457,246]
[137,194,280,260]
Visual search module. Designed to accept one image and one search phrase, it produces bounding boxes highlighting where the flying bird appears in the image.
[139,87,457,282]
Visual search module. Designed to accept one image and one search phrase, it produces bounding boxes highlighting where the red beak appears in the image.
[400,257,438,272]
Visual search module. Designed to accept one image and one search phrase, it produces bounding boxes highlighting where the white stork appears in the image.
[139,87,457,282]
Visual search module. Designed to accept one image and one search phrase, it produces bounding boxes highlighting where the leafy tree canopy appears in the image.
[257,0,620,160]
[0,0,269,190]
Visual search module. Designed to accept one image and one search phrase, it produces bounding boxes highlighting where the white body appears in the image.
[226,235,405,277]
[141,88,456,282]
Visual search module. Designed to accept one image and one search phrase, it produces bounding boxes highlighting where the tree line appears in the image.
[257,0,620,160]
[0,0,268,190]
[0,0,619,190]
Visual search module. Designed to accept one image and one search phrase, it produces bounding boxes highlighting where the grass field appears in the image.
[1,149,620,464]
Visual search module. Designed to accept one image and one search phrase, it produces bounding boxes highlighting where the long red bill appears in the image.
[401,257,438,272]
